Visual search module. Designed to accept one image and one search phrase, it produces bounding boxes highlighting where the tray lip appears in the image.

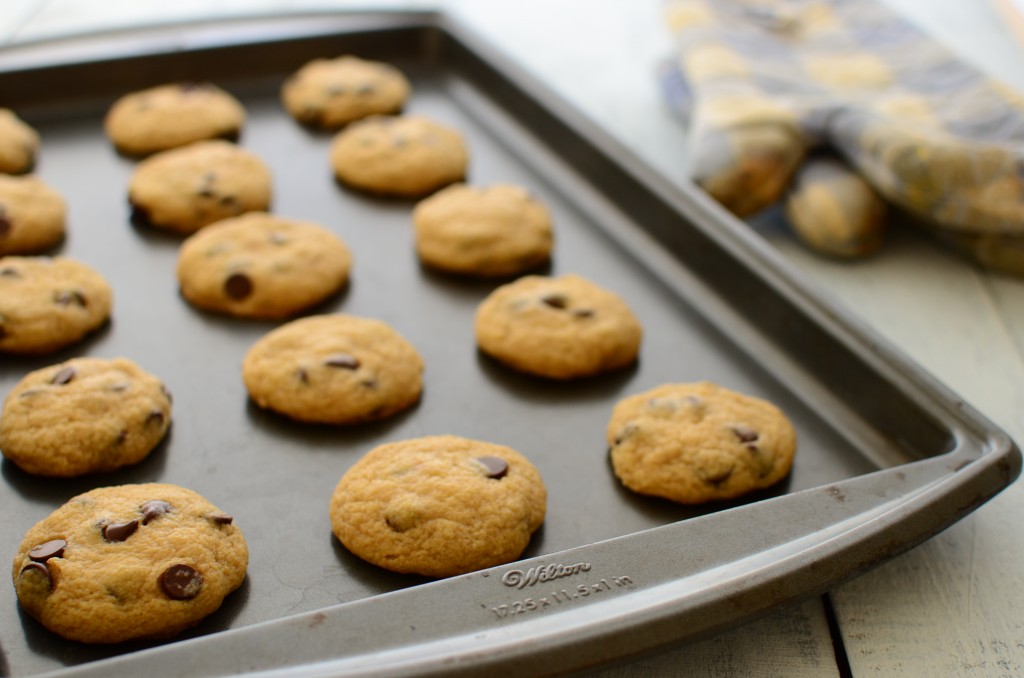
[2,10,1020,678]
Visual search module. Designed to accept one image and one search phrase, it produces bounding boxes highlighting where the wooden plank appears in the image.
[591,599,841,678]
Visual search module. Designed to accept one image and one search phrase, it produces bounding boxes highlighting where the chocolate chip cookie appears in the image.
[474,273,642,379]
[607,382,797,504]
[12,483,247,643]
[330,115,468,197]
[0,358,172,477]
[129,140,272,234]
[242,314,424,424]
[282,55,410,128]
[0,256,113,355]
[413,183,553,276]
[0,109,39,174]
[0,174,66,255]
[104,82,246,157]
[176,212,351,319]
[330,435,546,577]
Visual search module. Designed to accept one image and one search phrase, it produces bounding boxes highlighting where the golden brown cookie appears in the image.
[0,109,39,174]
[0,256,113,355]
[330,115,468,197]
[176,212,351,319]
[104,82,246,157]
[242,314,424,424]
[129,140,272,234]
[413,183,554,276]
[607,382,797,504]
[12,483,247,643]
[330,435,546,577]
[0,358,172,477]
[0,174,66,255]
[474,273,642,379]
[282,55,410,128]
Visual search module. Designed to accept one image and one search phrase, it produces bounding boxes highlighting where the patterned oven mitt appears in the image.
[662,0,1024,273]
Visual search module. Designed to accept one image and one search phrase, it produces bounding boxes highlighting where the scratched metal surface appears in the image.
[0,14,1002,677]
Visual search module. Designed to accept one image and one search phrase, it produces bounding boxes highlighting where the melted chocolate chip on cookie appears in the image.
[140,500,172,524]
[160,564,203,600]
[29,539,67,562]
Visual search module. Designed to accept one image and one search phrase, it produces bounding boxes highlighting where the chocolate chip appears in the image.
[209,514,233,525]
[360,378,378,389]
[29,539,67,562]
[53,290,87,307]
[357,83,376,95]
[476,456,508,479]
[140,500,171,525]
[129,201,153,228]
[700,466,735,485]
[160,564,203,600]
[146,410,165,427]
[295,367,310,384]
[219,195,237,207]
[113,429,127,446]
[224,272,253,300]
[324,353,360,369]
[20,562,52,589]
[51,367,76,385]
[573,308,595,319]
[730,425,759,444]
[197,187,216,198]
[541,293,568,309]
[0,213,11,237]
[0,267,19,277]
[102,520,139,542]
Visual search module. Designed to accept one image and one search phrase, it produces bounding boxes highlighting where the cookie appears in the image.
[0,109,39,174]
[0,174,66,255]
[128,140,272,234]
[176,212,351,319]
[412,183,554,276]
[282,55,410,128]
[104,82,246,157]
[242,314,424,424]
[0,256,113,355]
[474,273,642,379]
[330,115,468,197]
[607,382,797,504]
[330,435,546,577]
[0,358,172,477]
[12,483,247,643]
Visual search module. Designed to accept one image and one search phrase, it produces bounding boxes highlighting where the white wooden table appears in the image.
[3,1,1022,675]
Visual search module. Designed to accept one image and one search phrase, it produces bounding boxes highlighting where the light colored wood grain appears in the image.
[590,599,841,678]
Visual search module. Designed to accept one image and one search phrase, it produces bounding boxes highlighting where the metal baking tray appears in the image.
[0,11,1018,677]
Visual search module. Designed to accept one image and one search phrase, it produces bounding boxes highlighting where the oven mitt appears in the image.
[662,0,1024,272]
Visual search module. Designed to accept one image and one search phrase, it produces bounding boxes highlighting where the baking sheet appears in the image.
[0,13,1017,677]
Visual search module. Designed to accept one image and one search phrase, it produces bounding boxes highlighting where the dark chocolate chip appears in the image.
[224,272,253,300]
[324,353,360,369]
[476,456,508,479]
[295,367,310,384]
[730,425,760,444]
[573,308,595,319]
[53,290,87,307]
[0,214,11,237]
[29,539,67,562]
[541,293,568,310]
[197,187,216,198]
[146,410,165,427]
[113,429,127,446]
[160,564,203,600]
[219,195,237,207]
[51,367,76,385]
[0,267,19,277]
[140,500,172,525]
[102,520,139,542]
[19,562,52,589]
[209,514,233,525]
[129,201,154,228]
